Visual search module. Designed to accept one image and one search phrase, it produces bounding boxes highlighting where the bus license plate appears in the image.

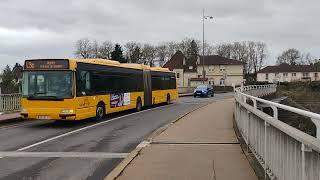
[37,116,50,120]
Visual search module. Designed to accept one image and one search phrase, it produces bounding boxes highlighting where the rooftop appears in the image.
[163,51,243,71]
[258,63,319,73]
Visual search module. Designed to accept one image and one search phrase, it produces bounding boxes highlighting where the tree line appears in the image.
[74,38,270,74]
[75,38,319,73]
[276,48,319,66]
[0,63,23,94]
[74,38,206,67]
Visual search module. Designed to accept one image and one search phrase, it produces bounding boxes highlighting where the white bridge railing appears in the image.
[0,94,22,113]
[235,84,320,180]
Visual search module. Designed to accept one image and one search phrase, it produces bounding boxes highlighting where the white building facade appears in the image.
[257,63,320,83]
[164,51,244,88]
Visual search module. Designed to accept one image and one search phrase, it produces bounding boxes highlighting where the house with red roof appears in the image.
[257,63,320,83]
[163,51,244,87]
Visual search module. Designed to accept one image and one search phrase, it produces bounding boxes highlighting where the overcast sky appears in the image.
[0,0,320,70]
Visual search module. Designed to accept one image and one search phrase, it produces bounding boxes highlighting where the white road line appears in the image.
[16,104,175,152]
[0,152,128,158]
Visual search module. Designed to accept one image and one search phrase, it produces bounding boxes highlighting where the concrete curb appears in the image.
[104,142,148,180]
[104,102,214,180]
[0,118,23,125]
[0,113,23,125]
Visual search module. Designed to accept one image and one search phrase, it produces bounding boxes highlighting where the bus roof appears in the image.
[24,58,174,73]
[71,59,173,72]
[150,67,172,73]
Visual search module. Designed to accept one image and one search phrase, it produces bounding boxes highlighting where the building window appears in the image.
[177,73,180,78]
[315,73,318,78]
[292,73,296,77]
[266,73,269,80]
[303,72,309,77]
[220,78,225,86]
[219,65,226,72]
[209,79,214,85]
[283,73,288,77]
[275,73,279,77]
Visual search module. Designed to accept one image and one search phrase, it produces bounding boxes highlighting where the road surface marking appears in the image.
[0,151,128,158]
[16,104,175,152]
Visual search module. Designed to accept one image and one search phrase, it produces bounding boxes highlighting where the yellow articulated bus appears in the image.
[21,59,178,121]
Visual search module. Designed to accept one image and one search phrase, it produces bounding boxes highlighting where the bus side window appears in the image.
[77,71,91,96]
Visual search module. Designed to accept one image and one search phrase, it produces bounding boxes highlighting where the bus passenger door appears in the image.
[143,70,152,106]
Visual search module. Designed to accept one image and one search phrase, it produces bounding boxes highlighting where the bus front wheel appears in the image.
[96,103,105,121]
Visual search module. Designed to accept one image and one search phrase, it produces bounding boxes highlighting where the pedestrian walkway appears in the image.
[115,98,257,180]
[0,112,21,123]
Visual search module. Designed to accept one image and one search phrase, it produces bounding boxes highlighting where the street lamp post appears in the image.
[202,9,213,84]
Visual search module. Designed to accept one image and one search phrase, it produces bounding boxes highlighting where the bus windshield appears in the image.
[22,71,74,100]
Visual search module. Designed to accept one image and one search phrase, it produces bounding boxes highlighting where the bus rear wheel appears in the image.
[136,98,142,112]
[166,95,171,105]
[96,103,105,121]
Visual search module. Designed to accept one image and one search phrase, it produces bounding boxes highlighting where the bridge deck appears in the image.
[116,98,257,180]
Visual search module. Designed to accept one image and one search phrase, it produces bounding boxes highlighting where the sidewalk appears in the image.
[115,98,257,180]
[0,112,21,123]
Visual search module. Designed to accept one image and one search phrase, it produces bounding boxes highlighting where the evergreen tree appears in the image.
[1,65,15,94]
[111,44,127,63]
[186,40,199,62]
[12,63,23,82]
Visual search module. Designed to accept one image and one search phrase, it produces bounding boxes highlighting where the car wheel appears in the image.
[96,103,105,121]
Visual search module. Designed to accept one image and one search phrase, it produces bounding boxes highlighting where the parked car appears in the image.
[193,84,214,97]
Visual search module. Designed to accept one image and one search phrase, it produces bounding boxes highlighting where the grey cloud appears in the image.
[0,0,320,69]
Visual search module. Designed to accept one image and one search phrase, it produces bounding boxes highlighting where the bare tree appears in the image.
[256,42,268,72]
[277,48,301,65]
[155,44,168,67]
[141,44,157,66]
[298,52,315,65]
[131,46,142,64]
[166,41,180,58]
[74,38,92,59]
[215,43,233,58]
[99,41,114,59]
[199,41,214,56]
[178,38,193,55]
[90,40,99,58]
[231,42,248,74]
[124,41,140,63]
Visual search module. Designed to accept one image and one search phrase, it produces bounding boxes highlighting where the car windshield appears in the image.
[22,71,74,99]
[196,85,208,90]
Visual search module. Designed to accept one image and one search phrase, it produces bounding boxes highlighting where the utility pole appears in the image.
[202,9,213,84]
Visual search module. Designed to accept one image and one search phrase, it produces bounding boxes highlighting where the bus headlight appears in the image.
[60,109,74,114]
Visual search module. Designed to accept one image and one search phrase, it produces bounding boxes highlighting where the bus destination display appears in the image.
[25,60,69,70]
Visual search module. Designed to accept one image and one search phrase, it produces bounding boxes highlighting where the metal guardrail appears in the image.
[235,84,320,180]
[0,94,22,112]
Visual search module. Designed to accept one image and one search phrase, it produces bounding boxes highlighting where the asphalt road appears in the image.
[0,93,233,180]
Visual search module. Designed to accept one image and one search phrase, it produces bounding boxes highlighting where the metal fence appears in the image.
[0,94,22,112]
[235,84,320,180]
